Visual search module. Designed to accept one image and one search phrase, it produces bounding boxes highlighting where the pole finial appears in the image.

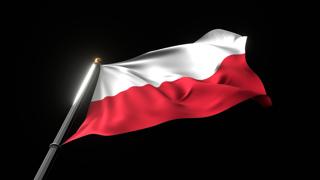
[94,57,102,64]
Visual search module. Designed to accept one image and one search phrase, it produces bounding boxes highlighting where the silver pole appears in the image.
[34,58,102,180]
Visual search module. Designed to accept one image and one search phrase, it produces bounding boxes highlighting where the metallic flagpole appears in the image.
[34,58,102,180]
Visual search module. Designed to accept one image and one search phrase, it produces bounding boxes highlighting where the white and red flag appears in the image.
[65,29,271,143]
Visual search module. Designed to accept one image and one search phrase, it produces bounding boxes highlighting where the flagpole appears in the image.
[34,58,102,180]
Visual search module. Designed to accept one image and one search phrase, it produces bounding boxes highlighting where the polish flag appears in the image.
[65,29,271,143]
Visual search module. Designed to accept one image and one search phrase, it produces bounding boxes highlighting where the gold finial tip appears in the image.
[94,57,102,64]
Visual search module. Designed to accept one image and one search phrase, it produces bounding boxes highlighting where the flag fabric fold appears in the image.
[65,29,271,144]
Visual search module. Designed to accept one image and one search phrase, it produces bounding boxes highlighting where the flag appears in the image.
[65,29,271,143]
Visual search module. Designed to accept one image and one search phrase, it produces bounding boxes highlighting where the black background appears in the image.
[16,3,280,179]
